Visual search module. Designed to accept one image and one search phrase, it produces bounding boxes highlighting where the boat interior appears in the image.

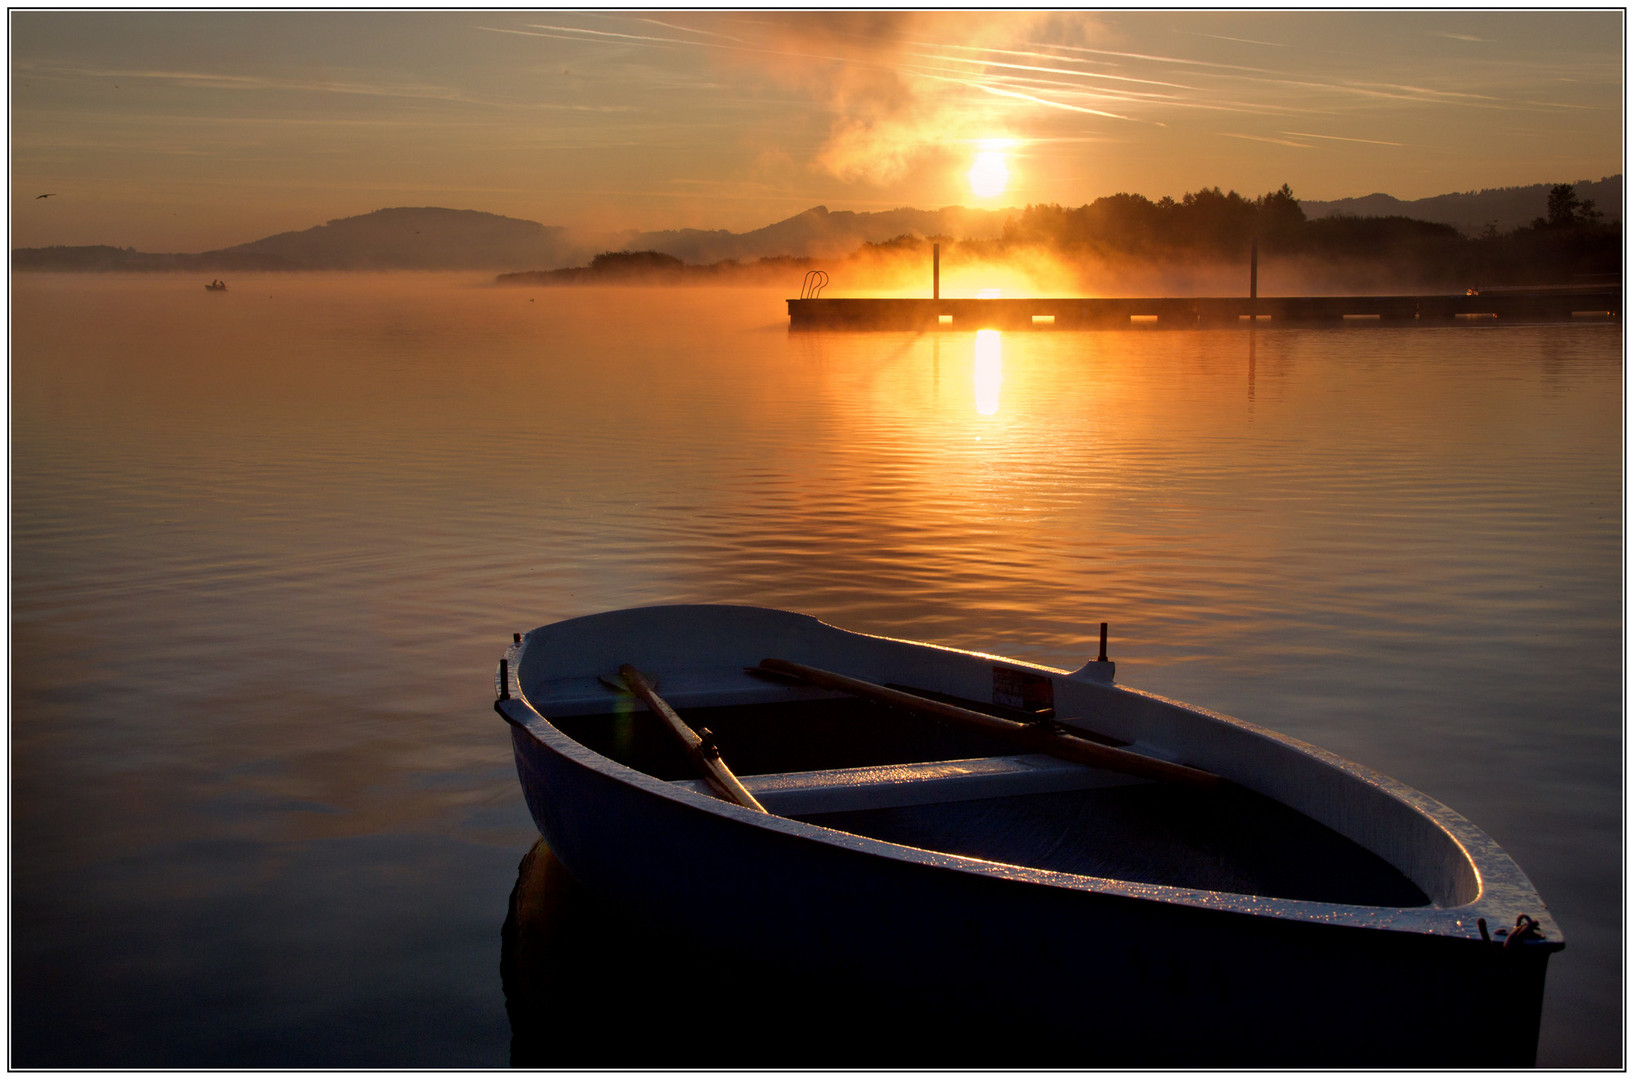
[552,691,1430,909]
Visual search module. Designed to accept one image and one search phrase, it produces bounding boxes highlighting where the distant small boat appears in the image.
[204,280,227,291]
[495,604,1562,1066]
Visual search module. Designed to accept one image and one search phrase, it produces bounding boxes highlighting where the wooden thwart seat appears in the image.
[668,753,1144,816]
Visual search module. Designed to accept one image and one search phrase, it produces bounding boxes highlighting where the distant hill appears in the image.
[11,178,1621,272]
[11,204,1010,272]
[614,205,1013,264]
[205,203,1013,269]
[209,206,575,270]
[1302,177,1621,236]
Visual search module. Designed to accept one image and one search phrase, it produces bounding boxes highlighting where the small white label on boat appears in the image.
[993,666,1053,712]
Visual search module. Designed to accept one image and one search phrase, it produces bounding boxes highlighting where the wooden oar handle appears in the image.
[757,658,1223,793]
[618,664,767,813]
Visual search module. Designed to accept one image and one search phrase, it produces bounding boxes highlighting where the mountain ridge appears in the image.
[611,204,1014,264]
[214,206,573,270]
[12,177,1620,272]
[1302,176,1621,235]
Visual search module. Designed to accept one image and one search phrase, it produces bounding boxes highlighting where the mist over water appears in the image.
[645,239,1525,300]
[10,273,1621,1066]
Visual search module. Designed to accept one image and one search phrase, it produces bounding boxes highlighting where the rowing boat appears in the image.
[494,604,1561,1066]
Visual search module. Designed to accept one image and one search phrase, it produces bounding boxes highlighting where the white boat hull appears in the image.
[497,604,1560,1066]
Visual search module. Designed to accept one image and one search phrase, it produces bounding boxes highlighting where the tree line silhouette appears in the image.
[497,183,1617,291]
[965,182,1619,288]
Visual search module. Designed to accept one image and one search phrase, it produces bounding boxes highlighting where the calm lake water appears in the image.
[10,273,1622,1067]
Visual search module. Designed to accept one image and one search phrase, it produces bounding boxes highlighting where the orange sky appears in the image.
[10,9,1625,252]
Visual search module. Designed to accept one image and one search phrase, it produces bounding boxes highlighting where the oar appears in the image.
[755,658,1223,793]
[616,664,767,813]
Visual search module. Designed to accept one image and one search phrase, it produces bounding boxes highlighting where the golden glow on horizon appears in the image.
[5,12,1623,252]
[974,329,1002,416]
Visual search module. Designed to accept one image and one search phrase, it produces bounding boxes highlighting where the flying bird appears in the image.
[36,193,55,199]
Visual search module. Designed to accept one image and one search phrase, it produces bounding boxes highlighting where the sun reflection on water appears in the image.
[973,329,1002,416]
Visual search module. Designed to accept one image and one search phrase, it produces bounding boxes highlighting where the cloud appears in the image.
[701,11,1102,185]
[962,81,1146,123]
[1282,130,1406,147]
[480,12,1182,185]
[1220,132,1316,149]
[19,58,501,108]
[630,17,746,44]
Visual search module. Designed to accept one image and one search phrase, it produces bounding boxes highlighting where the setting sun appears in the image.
[968,151,1009,199]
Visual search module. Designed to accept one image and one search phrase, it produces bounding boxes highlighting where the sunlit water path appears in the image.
[10,274,1622,1066]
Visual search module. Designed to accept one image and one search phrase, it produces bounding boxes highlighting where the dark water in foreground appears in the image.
[10,274,1622,1066]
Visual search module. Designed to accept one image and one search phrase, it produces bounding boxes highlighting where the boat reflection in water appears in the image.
[500,839,1076,1068]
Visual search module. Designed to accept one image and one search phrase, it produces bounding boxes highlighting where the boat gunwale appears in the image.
[497,603,1561,948]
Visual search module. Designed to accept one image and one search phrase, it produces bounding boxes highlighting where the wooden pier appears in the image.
[788,289,1621,331]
